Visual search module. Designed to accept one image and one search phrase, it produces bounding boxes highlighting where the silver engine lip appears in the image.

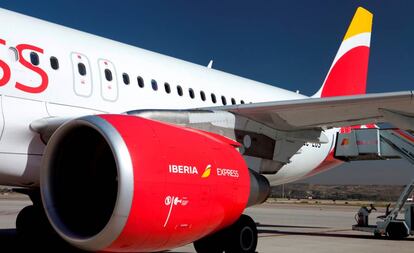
[40,115,134,251]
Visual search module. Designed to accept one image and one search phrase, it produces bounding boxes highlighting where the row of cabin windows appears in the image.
[30,52,59,70]
[28,51,247,105]
[122,72,246,105]
[30,51,118,84]
[77,62,114,83]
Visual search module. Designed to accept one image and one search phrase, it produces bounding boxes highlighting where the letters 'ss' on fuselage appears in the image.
[0,39,48,93]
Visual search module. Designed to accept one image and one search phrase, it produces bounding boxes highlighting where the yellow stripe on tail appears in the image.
[343,7,373,41]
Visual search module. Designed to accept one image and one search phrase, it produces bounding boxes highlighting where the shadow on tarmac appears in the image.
[0,228,87,253]
[0,228,192,253]
[2,225,413,252]
[256,223,329,229]
[257,223,414,241]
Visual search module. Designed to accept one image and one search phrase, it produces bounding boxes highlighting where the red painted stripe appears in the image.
[395,129,414,143]
[321,46,369,97]
[306,150,343,178]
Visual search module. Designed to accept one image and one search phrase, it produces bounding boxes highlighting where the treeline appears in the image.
[271,184,406,201]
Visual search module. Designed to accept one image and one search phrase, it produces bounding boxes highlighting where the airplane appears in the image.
[0,5,412,253]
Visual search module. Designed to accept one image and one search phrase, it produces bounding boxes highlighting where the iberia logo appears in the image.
[201,164,212,178]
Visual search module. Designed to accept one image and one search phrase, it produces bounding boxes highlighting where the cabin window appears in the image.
[71,53,92,97]
[211,93,217,103]
[104,69,113,81]
[151,79,158,91]
[122,73,130,85]
[137,76,144,88]
[231,98,236,105]
[78,63,87,76]
[30,52,39,66]
[50,56,59,70]
[241,100,245,104]
[164,82,171,93]
[99,59,118,101]
[189,88,195,99]
[177,85,183,96]
[221,96,227,105]
[8,47,19,62]
[200,91,206,101]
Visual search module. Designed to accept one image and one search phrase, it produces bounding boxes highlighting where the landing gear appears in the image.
[16,205,48,238]
[193,214,258,253]
[15,191,71,250]
[226,215,258,253]
[15,189,54,239]
[16,204,61,247]
[193,232,224,253]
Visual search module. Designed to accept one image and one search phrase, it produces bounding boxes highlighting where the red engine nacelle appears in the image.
[40,115,250,252]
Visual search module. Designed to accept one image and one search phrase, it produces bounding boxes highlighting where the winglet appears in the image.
[313,7,373,98]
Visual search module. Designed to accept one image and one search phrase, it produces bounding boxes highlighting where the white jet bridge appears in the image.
[335,128,414,238]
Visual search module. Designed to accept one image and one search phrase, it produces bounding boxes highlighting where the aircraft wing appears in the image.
[206,91,414,131]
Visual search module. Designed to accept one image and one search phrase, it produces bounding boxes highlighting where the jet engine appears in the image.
[40,115,268,252]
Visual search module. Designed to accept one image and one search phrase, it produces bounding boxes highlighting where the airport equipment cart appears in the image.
[335,128,414,238]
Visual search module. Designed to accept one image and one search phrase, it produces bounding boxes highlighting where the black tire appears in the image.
[373,231,382,238]
[16,205,45,238]
[16,205,70,250]
[193,232,224,253]
[225,214,258,253]
[386,222,409,240]
[16,205,50,249]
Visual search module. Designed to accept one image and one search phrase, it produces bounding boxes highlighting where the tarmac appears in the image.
[0,196,413,252]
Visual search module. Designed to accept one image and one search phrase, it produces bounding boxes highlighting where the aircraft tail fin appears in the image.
[313,7,373,98]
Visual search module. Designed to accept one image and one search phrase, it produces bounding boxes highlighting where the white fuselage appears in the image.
[0,8,337,187]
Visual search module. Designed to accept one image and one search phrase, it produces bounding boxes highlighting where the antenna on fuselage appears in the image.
[207,60,213,69]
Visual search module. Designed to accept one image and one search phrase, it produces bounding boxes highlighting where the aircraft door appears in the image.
[71,52,92,97]
[98,59,118,102]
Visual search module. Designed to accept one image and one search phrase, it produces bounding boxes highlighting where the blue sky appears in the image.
[1,1,413,184]
[2,1,413,95]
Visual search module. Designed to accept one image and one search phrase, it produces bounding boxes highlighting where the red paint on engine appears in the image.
[99,115,250,252]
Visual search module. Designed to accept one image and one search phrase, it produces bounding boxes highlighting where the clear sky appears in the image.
[1,1,413,184]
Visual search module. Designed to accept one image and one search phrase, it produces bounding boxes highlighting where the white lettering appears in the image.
[168,164,198,175]
[216,168,239,178]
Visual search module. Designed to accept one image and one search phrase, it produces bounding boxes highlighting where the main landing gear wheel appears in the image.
[193,232,224,253]
[16,205,52,240]
[225,214,258,253]
[16,204,69,250]
[193,214,258,253]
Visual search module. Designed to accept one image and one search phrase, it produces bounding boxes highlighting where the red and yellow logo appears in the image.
[341,138,349,146]
[201,164,212,178]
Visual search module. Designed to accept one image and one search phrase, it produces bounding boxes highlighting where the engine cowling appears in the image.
[40,114,251,252]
